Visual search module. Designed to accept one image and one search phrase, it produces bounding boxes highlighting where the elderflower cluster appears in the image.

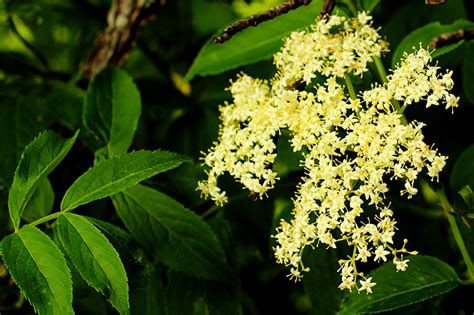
[274,12,388,88]
[197,12,458,294]
[196,75,281,206]
[364,48,459,111]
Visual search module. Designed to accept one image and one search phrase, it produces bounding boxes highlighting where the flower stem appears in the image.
[28,212,63,228]
[438,189,474,279]
[373,56,408,125]
[460,278,474,285]
[344,73,357,100]
[373,56,388,84]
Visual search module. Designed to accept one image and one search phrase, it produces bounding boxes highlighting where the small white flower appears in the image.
[356,245,372,262]
[374,245,390,262]
[393,257,409,272]
[359,277,376,294]
[338,276,355,291]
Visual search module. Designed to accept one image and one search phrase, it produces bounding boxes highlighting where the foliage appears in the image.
[0,0,474,314]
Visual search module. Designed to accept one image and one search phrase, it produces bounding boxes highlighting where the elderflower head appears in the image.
[197,11,458,294]
[197,74,282,205]
[273,12,388,88]
[363,47,459,111]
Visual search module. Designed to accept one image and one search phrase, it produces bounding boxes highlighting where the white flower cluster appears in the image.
[273,12,388,88]
[197,75,282,206]
[197,12,458,293]
[365,48,459,111]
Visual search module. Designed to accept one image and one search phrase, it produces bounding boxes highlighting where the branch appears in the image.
[80,0,160,80]
[429,28,474,48]
[213,0,312,44]
[320,0,336,18]
[425,0,447,5]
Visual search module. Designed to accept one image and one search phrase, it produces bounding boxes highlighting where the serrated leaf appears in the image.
[185,0,324,81]
[60,150,190,212]
[392,20,474,67]
[112,184,230,280]
[22,177,54,223]
[57,213,129,315]
[83,67,141,157]
[8,130,79,229]
[337,256,459,314]
[88,218,154,292]
[450,145,474,194]
[0,96,53,186]
[2,226,73,314]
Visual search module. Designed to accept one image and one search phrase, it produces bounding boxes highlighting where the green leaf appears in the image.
[88,218,154,292]
[359,0,380,12]
[191,0,237,36]
[304,247,342,315]
[0,96,57,186]
[112,184,230,280]
[2,226,73,314]
[462,42,474,104]
[338,256,460,314]
[458,185,473,208]
[56,213,129,315]
[8,130,79,229]
[450,145,474,194]
[184,0,324,81]
[392,19,474,67]
[84,67,141,157]
[22,178,55,223]
[60,149,190,212]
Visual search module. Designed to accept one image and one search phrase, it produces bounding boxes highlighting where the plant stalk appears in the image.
[438,189,474,279]
[344,73,357,100]
[460,278,474,285]
[373,56,408,125]
[28,212,63,228]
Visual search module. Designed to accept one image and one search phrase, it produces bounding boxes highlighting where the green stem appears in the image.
[398,103,409,115]
[438,189,474,279]
[460,278,474,285]
[446,213,474,279]
[201,204,220,219]
[373,56,388,84]
[373,56,408,125]
[344,73,357,100]
[28,212,63,227]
